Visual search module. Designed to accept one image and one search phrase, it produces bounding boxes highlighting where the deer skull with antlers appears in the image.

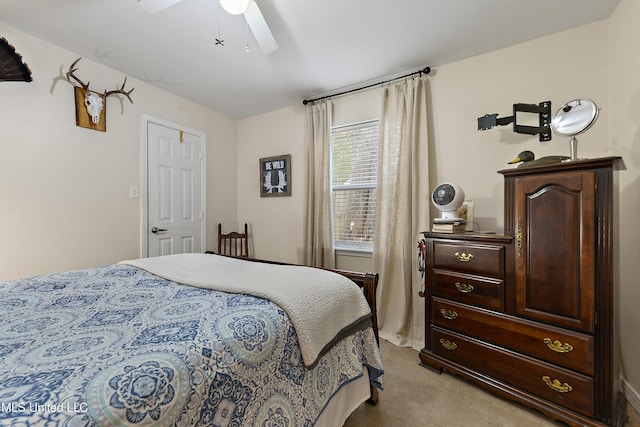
[66,57,134,131]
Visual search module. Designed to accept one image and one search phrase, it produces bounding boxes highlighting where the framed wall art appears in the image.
[259,154,291,197]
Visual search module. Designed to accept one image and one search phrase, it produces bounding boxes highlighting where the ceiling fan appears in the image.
[137,0,278,53]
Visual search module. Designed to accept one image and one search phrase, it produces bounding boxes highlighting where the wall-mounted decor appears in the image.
[259,154,291,197]
[65,57,134,132]
[0,36,32,82]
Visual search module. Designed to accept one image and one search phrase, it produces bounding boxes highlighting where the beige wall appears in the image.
[235,104,306,263]
[0,24,237,280]
[610,0,640,407]
[432,22,610,228]
[236,87,382,269]
[239,20,610,258]
[237,17,640,406]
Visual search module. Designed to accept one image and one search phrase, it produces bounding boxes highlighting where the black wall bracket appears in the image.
[477,101,552,142]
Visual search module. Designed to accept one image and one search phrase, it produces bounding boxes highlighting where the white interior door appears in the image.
[145,120,205,257]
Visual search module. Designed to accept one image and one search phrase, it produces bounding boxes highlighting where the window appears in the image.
[331,120,379,252]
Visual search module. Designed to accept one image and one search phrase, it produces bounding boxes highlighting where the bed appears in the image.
[0,253,382,426]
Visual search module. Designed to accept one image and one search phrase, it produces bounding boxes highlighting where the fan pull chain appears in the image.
[215,4,224,46]
[245,20,250,52]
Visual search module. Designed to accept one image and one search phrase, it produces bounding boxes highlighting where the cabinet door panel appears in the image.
[514,171,595,331]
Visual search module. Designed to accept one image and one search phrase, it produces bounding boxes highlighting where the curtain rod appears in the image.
[302,66,431,105]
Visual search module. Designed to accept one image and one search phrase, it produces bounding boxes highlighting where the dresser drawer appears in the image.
[431,326,594,418]
[432,270,503,311]
[432,298,594,376]
[432,242,504,277]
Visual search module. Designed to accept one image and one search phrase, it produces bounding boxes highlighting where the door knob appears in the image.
[151,227,167,233]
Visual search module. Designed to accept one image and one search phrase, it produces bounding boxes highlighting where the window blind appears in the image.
[331,120,379,250]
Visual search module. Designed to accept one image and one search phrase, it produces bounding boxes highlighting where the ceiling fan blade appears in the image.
[137,0,185,13]
[243,1,278,54]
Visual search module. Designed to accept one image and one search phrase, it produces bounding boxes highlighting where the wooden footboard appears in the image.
[206,253,380,404]
[327,269,379,405]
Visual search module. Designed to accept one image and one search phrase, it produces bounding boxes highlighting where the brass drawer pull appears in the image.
[439,338,457,351]
[517,218,524,257]
[454,252,474,262]
[543,338,574,353]
[455,282,474,293]
[440,308,459,320]
[542,376,573,393]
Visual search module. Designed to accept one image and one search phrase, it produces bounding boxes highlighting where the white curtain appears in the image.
[374,76,430,350]
[303,101,336,269]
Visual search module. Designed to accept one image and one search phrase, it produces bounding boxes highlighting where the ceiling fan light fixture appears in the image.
[220,0,250,15]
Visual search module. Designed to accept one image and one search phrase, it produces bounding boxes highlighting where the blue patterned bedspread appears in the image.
[0,264,383,426]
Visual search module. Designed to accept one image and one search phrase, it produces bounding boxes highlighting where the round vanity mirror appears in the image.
[551,99,599,161]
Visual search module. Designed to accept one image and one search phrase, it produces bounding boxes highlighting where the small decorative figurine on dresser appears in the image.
[507,150,569,167]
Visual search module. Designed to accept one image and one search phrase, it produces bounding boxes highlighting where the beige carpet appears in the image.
[344,339,639,427]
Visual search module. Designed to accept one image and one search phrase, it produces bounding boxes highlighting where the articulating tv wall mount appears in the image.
[477,101,552,141]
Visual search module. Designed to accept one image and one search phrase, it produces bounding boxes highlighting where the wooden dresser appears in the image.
[419,157,624,426]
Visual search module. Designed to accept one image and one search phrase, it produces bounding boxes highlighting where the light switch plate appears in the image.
[129,186,140,199]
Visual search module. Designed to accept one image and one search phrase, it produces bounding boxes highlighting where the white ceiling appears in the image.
[0,0,620,118]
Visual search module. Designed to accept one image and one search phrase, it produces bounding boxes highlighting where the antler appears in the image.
[66,57,134,103]
[66,57,90,91]
[104,77,134,104]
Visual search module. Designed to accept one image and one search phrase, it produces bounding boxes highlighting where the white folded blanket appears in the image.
[120,253,372,367]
